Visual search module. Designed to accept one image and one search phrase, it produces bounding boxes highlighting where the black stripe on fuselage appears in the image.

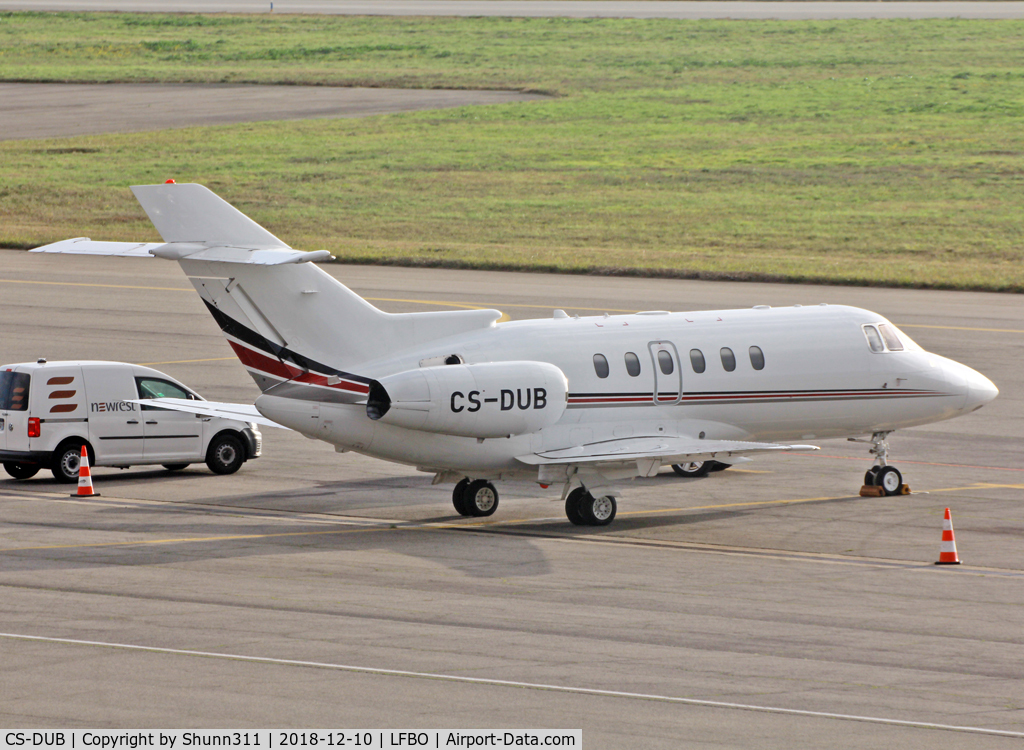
[201,298,370,384]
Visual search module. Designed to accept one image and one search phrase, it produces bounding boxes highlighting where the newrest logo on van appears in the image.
[91,401,137,413]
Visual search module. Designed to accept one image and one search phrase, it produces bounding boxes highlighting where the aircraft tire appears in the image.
[580,493,617,526]
[463,479,499,517]
[4,461,40,480]
[452,478,471,516]
[864,466,880,486]
[565,487,587,526]
[671,461,710,478]
[874,466,903,496]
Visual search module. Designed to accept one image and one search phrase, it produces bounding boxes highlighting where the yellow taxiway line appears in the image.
[4,481,1019,555]
[2,277,1021,333]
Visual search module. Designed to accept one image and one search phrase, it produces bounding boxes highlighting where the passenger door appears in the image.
[135,377,204,461]
[648,341,682,405]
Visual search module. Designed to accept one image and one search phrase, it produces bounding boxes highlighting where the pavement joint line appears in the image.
[442,525,1024,575]
[0,632,1020,739]
[0,488,406,526]
[0,277,191,292]
[786,453,1024,473]
[138,357,236,365]
[0,524,393,553]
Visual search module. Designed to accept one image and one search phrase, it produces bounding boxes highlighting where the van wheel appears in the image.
[51,441,88,484]
[162,463,190,472]
[206,434,244,475]
[4,462,40,480]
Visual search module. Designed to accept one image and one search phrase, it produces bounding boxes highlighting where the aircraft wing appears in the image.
[134,398,290,430]
[517,436,818,466]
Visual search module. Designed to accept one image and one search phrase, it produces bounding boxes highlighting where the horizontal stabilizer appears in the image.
[133,398,289,430]
[31,238,161,257]
[517,437,818,466]
[30,237,334,265]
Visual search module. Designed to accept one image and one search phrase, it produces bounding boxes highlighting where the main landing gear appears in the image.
[565,486,617,527]
[452,477,500,517]
[670,460,731,478]
[852,431,906,496]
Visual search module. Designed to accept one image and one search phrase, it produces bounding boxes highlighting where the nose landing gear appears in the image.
[852,431,908,496]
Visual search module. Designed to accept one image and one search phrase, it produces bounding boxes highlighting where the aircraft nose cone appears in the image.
[966,369,999,412]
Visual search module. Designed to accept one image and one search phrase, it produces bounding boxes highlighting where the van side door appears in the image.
[135,377,204,461]
[81,365,145,463]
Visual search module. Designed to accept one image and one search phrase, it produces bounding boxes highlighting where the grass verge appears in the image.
[1,12,1023,290]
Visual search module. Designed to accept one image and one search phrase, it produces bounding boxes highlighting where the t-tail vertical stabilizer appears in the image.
[129,183,502,401]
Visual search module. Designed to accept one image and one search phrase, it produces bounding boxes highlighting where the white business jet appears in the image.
[32,183,998,526]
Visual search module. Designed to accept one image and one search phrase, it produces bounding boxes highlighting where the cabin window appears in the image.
[689,349,706,374]
[878,323,905,352]
[749,346,765,371]
[863,325,885,352]
[593,354,609,379]
[657,350,674,375]
[624,352,641,377]
[720,347,736,372]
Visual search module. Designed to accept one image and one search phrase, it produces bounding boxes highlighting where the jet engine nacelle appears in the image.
[366,361,568,438]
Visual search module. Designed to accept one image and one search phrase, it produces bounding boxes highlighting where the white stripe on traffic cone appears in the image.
[73,444,100,498]
[935,507,960,565]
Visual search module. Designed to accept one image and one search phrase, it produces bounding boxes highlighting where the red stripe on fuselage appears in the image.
[227,340,369,395]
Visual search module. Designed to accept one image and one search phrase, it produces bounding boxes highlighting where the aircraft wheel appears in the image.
[864,466,880,486]
[463,479,499,517]
[671,461,710,478]
[565,487,587,526]
[452,478,471,516]
[4,462,40,480]
[580,493,617,526]
[874,466,903,496]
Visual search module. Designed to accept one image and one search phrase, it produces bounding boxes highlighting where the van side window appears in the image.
[720,347,736,372]
[749,346,765,371]
[593,354,609,379]
[0,371,30,411]
[863,325,884,352]
[689,349,706,374]
[657,350,674,375]
[624,352,641,377]
[878,323,905,351]
[136,377,195,410]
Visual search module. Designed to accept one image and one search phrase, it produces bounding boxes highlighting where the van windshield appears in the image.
[0,371,30,411]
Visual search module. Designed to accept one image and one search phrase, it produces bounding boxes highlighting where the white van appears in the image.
[0,360,261,482]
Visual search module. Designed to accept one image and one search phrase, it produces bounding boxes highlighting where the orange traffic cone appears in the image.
[73,444,100,497]
[934,507,960,565]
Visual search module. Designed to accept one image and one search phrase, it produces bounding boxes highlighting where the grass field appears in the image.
[2,12,1023,290]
